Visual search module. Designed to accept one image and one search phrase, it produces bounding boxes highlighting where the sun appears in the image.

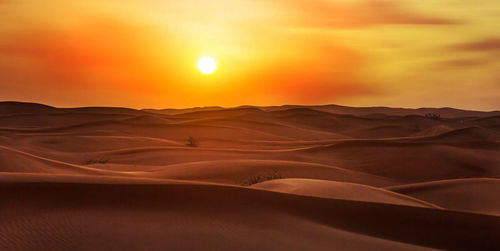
[197,56,217,75]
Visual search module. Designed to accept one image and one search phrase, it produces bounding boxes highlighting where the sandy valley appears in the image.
[1,101,499,250]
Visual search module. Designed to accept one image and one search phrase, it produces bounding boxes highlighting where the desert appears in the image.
[1,101,499,250]
[2,0,500,249]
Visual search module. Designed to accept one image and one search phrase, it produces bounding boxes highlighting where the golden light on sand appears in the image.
[197,56,217,75]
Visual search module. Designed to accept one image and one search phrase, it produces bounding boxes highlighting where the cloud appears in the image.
[438,38,500,69]
[272,0,460,28]
[435,58,495,68]
[451,38,500,51]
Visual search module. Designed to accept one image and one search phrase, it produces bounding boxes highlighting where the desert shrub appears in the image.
[241,170,282,186]
[186,136,198,147]
[83,158,109,165]
[424,113,441,119]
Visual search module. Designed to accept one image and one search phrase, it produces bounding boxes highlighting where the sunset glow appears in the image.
[0,0,499,110]
[1,2,500,248]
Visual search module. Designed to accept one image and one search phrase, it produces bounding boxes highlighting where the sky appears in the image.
[0,0,499,110]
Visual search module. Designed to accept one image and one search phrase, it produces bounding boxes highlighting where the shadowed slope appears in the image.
[1,177,500,250]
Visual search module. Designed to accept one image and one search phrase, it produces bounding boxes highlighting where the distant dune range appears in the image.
[0,101,499,250]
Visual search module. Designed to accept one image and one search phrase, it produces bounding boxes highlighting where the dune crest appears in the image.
[1,102,499,249]
[252,178,441,208]
[388,178,500,216]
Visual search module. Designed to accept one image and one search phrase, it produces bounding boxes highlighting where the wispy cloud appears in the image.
[434,58,494,68]
[451,38,500,51]
[270,0,460,28]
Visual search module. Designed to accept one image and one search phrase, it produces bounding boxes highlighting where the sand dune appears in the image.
[144,160,393,186]
[1,101,499,249]
[1,176,500,250]
[0,145,124,176]
[298,143,500,182]
[252,178,440,208]
[0,101,59,115]
[414,126,500,143]
[263,104,500,118]
[388,178,500,216]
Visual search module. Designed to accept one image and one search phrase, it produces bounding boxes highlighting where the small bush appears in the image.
[83,158,109,165]
[425,113,441,119]
[241,170,282,186]
[186,136,198,147]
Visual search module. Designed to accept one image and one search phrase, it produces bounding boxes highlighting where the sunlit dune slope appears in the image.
[252,178,440,208]
[388,178,500,216]
[1,101,500,250]
[1,176,500,250]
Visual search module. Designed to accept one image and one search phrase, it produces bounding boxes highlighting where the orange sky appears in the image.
[0,0,499,110]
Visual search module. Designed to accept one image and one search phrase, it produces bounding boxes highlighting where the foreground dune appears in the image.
[1,102,500,250]
[1,174,500,250]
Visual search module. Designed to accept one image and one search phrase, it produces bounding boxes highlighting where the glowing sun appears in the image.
[197,56,217,75]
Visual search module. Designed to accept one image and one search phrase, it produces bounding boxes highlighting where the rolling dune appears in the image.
[388,178,500,216]
[252,178,440,208]
[1,101,499,250]
[1,176,500,250]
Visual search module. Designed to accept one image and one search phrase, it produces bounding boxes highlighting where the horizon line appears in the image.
[1,100,499,113]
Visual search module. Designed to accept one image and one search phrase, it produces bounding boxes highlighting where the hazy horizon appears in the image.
[2,99,500,112]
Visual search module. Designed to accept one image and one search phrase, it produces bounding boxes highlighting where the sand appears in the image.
[387,178,500,216]
[1,101,499,250]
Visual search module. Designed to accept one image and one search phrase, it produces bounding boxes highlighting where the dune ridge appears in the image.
[1,101,499,249]
[387,178,500,216]
[1,178,500,250]
[252,178,441,208]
